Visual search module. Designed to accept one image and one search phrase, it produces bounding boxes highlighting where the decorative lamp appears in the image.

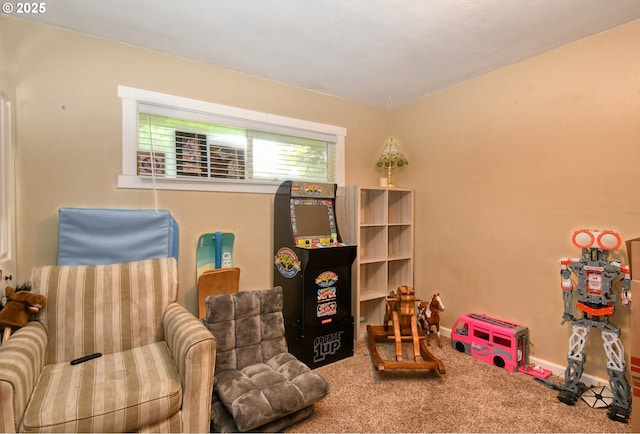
[376,138,408,187]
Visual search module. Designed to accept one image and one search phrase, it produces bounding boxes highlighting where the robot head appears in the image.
[572,229,621,261]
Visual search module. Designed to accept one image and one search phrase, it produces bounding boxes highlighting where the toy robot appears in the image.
[557,229,631,422]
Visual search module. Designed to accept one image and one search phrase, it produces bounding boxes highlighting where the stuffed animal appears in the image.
[0,285,46,344]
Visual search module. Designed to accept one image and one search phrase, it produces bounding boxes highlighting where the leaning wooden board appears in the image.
[197,268,240,319]
[196,232,238,318]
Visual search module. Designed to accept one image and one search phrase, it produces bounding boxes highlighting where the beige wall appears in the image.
[3,15,639,379]
[391,20,640,378]
[0,16,388,311]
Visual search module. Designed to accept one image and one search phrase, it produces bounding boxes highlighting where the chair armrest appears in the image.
[0,322,47,433]
[163,303,216,433]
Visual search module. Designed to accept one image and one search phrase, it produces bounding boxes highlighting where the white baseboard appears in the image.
[439,327,609,387]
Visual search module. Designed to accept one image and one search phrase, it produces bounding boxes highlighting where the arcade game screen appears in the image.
[291,199,338,246]
[293,202,332,236]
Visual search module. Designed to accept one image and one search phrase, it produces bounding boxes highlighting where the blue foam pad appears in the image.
[57,208,179,265]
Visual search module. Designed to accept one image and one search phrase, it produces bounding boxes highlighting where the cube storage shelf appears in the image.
[338,186,414,338]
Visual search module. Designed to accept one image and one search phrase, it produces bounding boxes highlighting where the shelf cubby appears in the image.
[388,224,412,259]
[388,189,413,225]
[388,258,413,291]
[359,225,387,262]
[359,261,388,301]
[359,188,387,225]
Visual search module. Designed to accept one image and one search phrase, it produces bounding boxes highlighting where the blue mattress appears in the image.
[57,208,179,265]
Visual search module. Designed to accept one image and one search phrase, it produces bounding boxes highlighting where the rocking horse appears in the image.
[367,285,445,374]
[418,293,445,347]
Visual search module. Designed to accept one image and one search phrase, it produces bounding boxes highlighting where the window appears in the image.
[117,86,347,194]
[493,334,512,348]
[473,328,490,341]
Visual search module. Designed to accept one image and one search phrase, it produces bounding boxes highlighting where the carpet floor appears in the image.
[286,336,632,433]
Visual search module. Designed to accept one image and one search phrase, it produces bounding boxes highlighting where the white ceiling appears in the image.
[12,0,640,108]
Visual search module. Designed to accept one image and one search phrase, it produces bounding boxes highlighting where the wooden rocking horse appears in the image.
[418,293,445,347]
[367,285,445,374]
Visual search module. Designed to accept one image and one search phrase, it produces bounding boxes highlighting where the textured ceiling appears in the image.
[11,0,640,108]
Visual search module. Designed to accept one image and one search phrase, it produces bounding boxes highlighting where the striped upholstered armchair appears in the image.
[0,257,216,433]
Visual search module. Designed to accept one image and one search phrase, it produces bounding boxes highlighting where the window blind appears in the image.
[138,112,336,183]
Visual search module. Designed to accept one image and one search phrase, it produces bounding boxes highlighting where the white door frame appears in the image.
[0,73,16,294]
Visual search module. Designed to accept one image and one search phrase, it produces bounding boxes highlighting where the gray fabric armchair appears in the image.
[204,286,330,432]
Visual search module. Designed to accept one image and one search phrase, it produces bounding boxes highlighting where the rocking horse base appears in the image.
[366,325,446,374]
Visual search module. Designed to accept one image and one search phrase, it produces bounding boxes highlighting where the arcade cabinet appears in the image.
[273,180,357,368]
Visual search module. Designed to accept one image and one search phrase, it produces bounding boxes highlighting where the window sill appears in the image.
[117,175,281,194]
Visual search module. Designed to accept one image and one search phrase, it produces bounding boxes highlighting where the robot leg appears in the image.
[601,329,631,423]
[557,323,589,405]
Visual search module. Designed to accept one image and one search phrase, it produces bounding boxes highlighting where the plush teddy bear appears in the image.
[0,285,46,344]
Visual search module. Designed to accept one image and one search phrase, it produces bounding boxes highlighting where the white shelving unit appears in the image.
[337,185,414,338]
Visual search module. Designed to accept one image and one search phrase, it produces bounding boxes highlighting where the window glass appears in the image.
[138,113,333,183]
[473,328,490,341]
[493,334,512,348]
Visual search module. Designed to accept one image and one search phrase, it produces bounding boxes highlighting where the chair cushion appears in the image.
[211,391,314,433]
[205,287,330,432]
[214,351,329,432]
[22,342,181,433]
[205,287,289,372]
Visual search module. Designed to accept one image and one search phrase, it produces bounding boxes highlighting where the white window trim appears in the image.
[117,86,347,194]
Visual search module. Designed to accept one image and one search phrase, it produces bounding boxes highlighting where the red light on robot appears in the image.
[597,231,621,251]
[572,230,595,249]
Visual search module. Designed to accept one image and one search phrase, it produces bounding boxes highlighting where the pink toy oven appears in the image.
[451,313,551,379]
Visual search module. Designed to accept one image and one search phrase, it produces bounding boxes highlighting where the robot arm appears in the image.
[560,258,575,323]
[560,258,574,290]
[609,261,631,307]
[620,264,631,307]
